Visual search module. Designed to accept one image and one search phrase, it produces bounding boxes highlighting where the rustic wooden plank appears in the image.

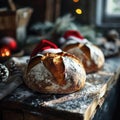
[24,112,43,120]
[2,110,23,120]
[24,111,68,120]
[41,57,120,120]
[92,81,120,120]
[0,56,120,120]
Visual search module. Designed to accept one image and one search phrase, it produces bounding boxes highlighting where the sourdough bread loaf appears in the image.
[61,30,105,73]
[24,40,86,94]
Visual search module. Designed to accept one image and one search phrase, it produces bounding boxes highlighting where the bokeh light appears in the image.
[75,8,82,14]
[73,0,79,3]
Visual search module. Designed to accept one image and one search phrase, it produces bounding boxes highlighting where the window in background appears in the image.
[96,0,120,27]
[106,0,120,16]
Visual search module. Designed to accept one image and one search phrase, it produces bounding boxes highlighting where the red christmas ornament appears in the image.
[0,37,17,52]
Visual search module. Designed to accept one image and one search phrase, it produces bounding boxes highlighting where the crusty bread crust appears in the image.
[24,52,86,94]
[62,43,105,73]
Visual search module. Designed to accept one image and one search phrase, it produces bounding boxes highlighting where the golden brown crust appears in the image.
[43,54,66,86]
[27,55,43,73]
[62,43,105,73]
[63,43,80,51]
[24,52,86,94]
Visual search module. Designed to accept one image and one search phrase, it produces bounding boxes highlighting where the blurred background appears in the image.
[0,0,120,59]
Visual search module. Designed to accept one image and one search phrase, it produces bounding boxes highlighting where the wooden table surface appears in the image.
[0,56,120,120]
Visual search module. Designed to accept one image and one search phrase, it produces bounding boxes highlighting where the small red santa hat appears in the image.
[60,30,88,45]
[63,30,84,39]
[31,39,62,58]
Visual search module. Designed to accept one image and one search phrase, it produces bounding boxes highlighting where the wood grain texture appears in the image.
[0,56,120,120]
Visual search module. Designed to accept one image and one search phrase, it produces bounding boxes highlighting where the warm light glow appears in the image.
[75,8,82,14]
[6,50,10,56]
[1,53,5,57]
[0,48,11,57]
[73,0,79,2]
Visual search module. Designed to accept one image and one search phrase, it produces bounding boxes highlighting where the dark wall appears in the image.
[13,0,46,24]
[60,0,95,25]
[0,0,46,24]
[0,0,95,25]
